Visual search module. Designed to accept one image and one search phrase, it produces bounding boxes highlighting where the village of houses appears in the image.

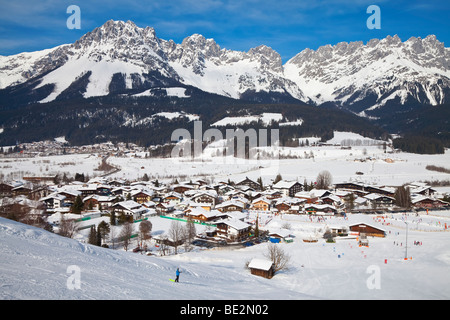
[1,172,449,257]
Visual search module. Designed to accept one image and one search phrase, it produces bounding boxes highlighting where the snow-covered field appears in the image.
[2,132,450,188]
[1,210,450,300]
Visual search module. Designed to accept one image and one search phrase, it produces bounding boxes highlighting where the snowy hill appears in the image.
[0,217,309,300]
[2,209,450,300]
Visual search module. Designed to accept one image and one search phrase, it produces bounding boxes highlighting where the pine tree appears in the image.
[345,193,355,211]
[394,186,411,208]
[74,173,85,182]
[71,195,84,214]
[257,177,264,191]
[88,225,97,245]
[254,215,260,238]
[96,227,102,246]
[274,174,282,184]
[110,209,116,226]
[98,220,110,244]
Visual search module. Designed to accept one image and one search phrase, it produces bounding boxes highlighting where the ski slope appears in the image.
[1,210,450,300]
[0,217,310,300]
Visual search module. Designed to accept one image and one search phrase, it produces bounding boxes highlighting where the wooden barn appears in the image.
[412,195,449,209]
[248,258,275,279]
[349,223,386,237]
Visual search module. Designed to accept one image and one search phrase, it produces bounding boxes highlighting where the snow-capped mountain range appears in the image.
[1,19,450,115]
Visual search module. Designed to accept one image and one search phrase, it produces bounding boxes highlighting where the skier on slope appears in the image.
[175,268,181,282]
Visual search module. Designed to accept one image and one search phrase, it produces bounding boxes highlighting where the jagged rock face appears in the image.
[69,20,178,78]
[283,34,450,114]
[1,20,449,113]
[163,33,298,99]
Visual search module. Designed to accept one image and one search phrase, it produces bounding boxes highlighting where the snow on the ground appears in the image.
[132,87,190,98]
[2,137,450,186]
[325,131,384,146]
[153,111,199,121]
[165,87,190,98]
[54,136,68,143]
[212,113,285,126]
[122,111,199,127]
[1,210,450,300]
[0,216,310,300]
[0,153,101,181]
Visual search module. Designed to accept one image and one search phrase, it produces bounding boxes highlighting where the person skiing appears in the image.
[175,268,181,282]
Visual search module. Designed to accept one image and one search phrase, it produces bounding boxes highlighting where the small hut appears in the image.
[269,230,293,243]
[349,223,386,237]
[248,258,275,279]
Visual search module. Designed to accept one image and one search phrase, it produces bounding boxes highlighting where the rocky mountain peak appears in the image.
[180,34,222,57]
[247,45,283,73]
[379,34,402,46]
[74,20,157,49]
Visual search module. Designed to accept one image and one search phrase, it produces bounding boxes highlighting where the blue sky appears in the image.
[0,0,449,61]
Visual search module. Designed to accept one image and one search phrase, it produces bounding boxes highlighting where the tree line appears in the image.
[393,135,445,154]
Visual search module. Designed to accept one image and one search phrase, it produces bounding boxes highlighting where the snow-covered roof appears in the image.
[187,190,218,198]
[411,195,447,204]
[130,189,154,196]
[272,180,299,189]
[188,202,213,208]
[321,194,342,203]
[274,197,299,205]
[269,229,292,238]
[40,193,66,201]
[222,211,247,221]
[364,193,394,200]
[305,204,336,210]
[113,200,142,211]
[349,222,386,232]
[83,195,116,202]
[173,184,194,190]
[294,191,317,199]
[77,184,99,191]
[354,197,368,204]
[185,207,219,218]
[165,191,182,199]
[215,200,245,209]
[251,196,271,204]
[248,258,273,271]
[410,186,436,194]
[56,191,81,199]
[310,189,331,198]
[217,219,250,231]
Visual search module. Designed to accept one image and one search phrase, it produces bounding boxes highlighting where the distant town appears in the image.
[1,147,449,251]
